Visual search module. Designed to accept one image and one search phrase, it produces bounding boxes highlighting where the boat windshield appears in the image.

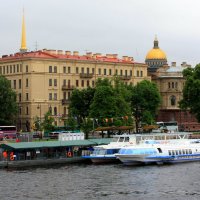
[92,149,107,155]
[119,148,157,155]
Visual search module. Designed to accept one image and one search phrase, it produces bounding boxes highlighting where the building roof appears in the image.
[0,50,146,65]
[0,138,112,150]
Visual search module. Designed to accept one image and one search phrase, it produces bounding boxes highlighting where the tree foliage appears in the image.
[0,75,18,125]
[41,112,55,132]
[130,80,161,126]
[179,64,200,121]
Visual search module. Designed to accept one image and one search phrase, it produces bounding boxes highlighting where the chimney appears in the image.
[86,52,92,58]
[65,51,71,56]
[73,51,79,56]
[57,50,63,55]
[171,62,176,67]
[122,56,128,61]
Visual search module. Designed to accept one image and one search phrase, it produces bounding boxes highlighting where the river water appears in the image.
[0,162,199,200]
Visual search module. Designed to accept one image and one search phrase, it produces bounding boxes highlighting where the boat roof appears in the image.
[0,138,112,150]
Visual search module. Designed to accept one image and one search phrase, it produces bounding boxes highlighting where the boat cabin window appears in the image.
[168,150,171,155]
[189,149,192,154]
[157,148,162,153]
[172,150,175,155]
[175,150,179,155]
[124,137,129,142]
[186,149,188,154]
[179,150,182,155]
[182,150,185,154]
[119,137,124,142]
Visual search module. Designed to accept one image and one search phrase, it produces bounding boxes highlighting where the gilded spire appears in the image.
[20,9,27,53]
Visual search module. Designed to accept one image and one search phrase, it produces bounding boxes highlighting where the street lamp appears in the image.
[37,104,42,122]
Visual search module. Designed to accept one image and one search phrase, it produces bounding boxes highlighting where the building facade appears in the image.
[145,37,200,131]
[0,50,150,130]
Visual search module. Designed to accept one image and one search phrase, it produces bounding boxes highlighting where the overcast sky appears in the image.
[1,0,200,66]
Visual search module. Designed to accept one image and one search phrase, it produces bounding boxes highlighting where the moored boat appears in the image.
[116,139,200,165]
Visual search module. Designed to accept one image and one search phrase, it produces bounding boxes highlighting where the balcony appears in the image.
[62,99,70,105]
[80,73,93,78]
[119,75,132,80]
[62,85,75,90]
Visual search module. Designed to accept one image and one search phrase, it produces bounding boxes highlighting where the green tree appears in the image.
[0,75,18,125]
[80,118,93,139]
[89,78,131,127]
[41,112,55,132]
[68,87,95,125]
[130,80,161,132]
[179,64,200,121]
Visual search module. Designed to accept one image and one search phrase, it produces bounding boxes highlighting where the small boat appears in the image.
[82,132,190,164]
[116,139,200,165]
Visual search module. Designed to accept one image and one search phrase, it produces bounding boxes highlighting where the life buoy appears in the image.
[67,151,72,157]
[10,155,14,161]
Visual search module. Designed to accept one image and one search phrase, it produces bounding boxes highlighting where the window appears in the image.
[120,70,123,76]
[13,80,16,89]
[125,70,127,76]
[54,93,57,100]
[49,79,52,86]
[64,107,67,115]
[168,82,170,88]
[20,64,22,72]
[13,65,16,73]
[87,68,89,74]
[54,107,57,116]
[49,93,52,100]
[19,93,22,102]
[115,69,118,75]
[81,67,84,73]
[87,80,90,87]
[76,80,79,87]
[26,78,29,87]
[109,69,112,75]
[104,69,107,75]
[49,66,52,73]
[7,66,9,74]
[63,66,66,73]
[81,80,84,87]
[19,79,22,89]
[98,68,101,75]
[140,71,143,77]
[172,82,174,88]
[170,95,176,106]
[26,65,28,72]
[10,65,12,73]
[63,79,66,85]
[49,106,52,114]
[17,64,19,72]
[26,107,29,115]
[54,66,57,73]
[54,79,57,87]
[175,82,178,88]
[0,66,2,74]
[68,66,71,73]
[68,92,71,99]
[130,70,132,76]
[92,68,95,74]
[63,92,67,99]
[3,66,5,74]
[92,81,95,87]
[26,93,29,101]
[137,70,139,77]
[76,67,79,74]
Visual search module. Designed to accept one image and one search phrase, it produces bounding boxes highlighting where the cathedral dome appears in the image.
[145,36,167,69]
[146,48,167,60]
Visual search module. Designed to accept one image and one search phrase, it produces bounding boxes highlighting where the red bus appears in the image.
[0,126,17,140]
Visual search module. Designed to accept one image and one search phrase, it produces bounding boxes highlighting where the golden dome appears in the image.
[146,48,167,60]
[145,36,167,60]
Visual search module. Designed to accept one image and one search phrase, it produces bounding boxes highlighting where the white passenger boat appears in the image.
[116,139,200,165]
[83,132,190,164]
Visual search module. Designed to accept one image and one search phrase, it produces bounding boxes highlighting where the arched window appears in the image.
[170,95,176,106]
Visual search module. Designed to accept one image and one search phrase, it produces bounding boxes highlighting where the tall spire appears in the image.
[20,9,27,53]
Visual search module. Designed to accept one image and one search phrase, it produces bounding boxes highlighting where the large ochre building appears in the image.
[0,14,150,131]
